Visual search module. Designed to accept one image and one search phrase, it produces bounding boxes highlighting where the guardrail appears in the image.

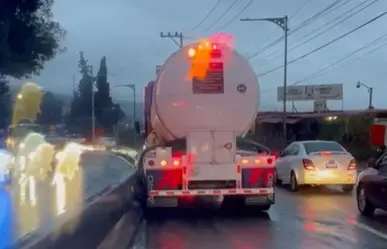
[18,146,143,249]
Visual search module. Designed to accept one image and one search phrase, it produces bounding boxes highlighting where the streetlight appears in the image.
[114,83,136,129]
[356,81,374,109]
[241,16,289,142]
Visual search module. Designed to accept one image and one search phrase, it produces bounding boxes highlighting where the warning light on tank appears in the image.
[188,48,196,58]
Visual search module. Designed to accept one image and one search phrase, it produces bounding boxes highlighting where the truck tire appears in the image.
[133,175,147,209]
[222,195,245,209]
[257,204,271,212]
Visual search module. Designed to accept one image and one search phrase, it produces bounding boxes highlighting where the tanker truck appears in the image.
[138,40,275,210]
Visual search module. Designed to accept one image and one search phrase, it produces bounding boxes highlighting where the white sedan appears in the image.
[275,140,357,192]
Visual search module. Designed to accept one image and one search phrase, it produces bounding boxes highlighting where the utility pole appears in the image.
[113,84,136,143]
[241,16,289,143]
[160,32,184,48]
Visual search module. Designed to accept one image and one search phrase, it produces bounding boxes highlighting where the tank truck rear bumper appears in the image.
[146,188,274,208]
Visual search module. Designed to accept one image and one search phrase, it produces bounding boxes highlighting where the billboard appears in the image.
[313,100,327,112]
[277,84,343,101]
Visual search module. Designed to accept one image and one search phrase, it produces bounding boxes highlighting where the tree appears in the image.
[0,0,66,79]
[0,79,10,129]
[68,52,92,119]
[67,52,96,134]
[94,56,113,130]
[94,56,124,132]
[38,91,63,125]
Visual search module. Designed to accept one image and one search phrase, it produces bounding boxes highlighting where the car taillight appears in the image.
[302,159,315,170]
[148,160,155,166]
[347,159,356,170]
[270,152,279,159]
[267,158,273,165]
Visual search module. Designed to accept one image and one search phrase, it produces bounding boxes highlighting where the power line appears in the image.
[192,0,223,31]
[217,0,254,30]
[247,0,347,60]
[267,0,379,60]
[292,32,387,85]
[204,0,238,32]
[290,0,315,19]
[247,0,315,58]
[292,0,347,33]
[257,11,387,77]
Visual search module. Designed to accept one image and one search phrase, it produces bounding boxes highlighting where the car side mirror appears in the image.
[367,158,376,168]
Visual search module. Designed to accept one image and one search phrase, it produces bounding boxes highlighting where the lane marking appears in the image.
[353,221,387,240]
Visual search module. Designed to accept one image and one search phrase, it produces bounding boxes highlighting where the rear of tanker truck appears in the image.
[140,39,275,210]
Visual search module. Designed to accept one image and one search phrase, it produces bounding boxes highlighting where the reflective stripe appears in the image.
[148,188,274,196]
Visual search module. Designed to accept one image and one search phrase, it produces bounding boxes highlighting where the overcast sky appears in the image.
[10,0,387,111]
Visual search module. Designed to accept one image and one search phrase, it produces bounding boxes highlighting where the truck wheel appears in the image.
[257,204,271,212]
[133,177,147,208]
[222,196,245,209]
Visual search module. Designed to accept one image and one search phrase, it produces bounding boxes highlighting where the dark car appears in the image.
[356,152,387,216]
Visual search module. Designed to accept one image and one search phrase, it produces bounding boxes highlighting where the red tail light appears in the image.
[271,152,279,159]
[302,159,315,170]
[347,159,356,170]
[320,151,332,156]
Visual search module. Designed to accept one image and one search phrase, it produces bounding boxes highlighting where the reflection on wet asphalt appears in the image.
[132,186,387,249]
[15,152,133,245]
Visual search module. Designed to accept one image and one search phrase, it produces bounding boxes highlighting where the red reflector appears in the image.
[148,160,155,166]
[154,169,182,190]
[210,49,222,58]
[267,158,273,165]
[209,62,223,70]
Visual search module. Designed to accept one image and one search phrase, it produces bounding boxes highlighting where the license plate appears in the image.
[326,160,338,168]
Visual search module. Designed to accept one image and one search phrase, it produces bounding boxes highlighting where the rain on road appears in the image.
[131,186,387,249]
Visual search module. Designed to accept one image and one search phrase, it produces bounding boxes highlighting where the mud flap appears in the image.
[244,193,275,206]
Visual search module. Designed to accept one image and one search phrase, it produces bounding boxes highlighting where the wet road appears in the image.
[131,186,387,249]
[15,151,135,247]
